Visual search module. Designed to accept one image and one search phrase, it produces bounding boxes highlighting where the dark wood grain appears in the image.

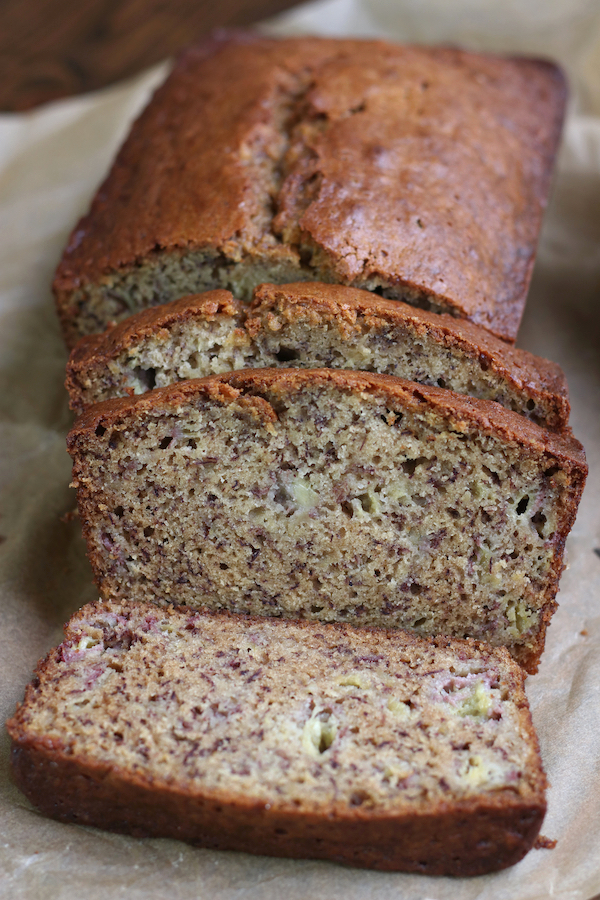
[0,0,302,111]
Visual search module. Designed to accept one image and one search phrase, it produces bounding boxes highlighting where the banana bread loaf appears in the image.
[66,282,570,429]
[8,599,547,875]
[53,33,566,347]
[66,368,586,672]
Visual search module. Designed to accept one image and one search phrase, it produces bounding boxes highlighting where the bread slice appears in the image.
[7,599,547,875]
[66,290,255,413]
[53,33,566,347]
[66,368,586,672]
[66,283,570,429]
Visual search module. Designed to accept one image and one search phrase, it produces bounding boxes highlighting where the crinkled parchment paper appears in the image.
[0,1,599,897]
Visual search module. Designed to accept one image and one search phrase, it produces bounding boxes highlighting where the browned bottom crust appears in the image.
[8,601,547,876]
[11,741,544,876]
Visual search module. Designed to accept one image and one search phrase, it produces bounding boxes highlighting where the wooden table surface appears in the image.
[0,0,302,111]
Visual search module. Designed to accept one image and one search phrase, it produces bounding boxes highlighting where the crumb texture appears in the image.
[8,601,547,874]
[67,369,586,672]
[66,284,570,430]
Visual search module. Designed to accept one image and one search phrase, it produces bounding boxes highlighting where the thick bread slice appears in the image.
[66,369,586,672]
[53,33,566,347]
[66,283,570,429]
[8,600,547,875]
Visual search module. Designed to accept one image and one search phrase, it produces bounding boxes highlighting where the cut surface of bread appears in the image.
[8,600,547,875]
[53,33,566,347]
[66,290,256,413]
[67,369,586,672]
[66,283,570,429]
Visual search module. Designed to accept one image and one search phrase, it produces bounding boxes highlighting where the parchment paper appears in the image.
[1,2,599,898]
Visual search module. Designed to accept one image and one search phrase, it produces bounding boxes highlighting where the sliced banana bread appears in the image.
[53,33,566,347]
[66,290,255,413]
[8,599,547,875]
[66,283,570,429]
[66,369,586,672]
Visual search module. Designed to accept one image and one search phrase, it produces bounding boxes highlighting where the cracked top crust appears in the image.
[53,32,566,343]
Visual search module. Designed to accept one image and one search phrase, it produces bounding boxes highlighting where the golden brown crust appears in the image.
[8,742,545,875]
[66,370,586,674]
[69,366,585,470]
[53,32,567,345]
[248,283,570,428]
[65,290,244,409]
[66,283,570,427]
[68,290,240,364]
[8,600,547,876]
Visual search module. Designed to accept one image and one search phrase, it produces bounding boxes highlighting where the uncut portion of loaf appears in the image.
[67,369,586,672]
[8,600,547,875]
[66,283,570,428]
[53,32,566,347]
